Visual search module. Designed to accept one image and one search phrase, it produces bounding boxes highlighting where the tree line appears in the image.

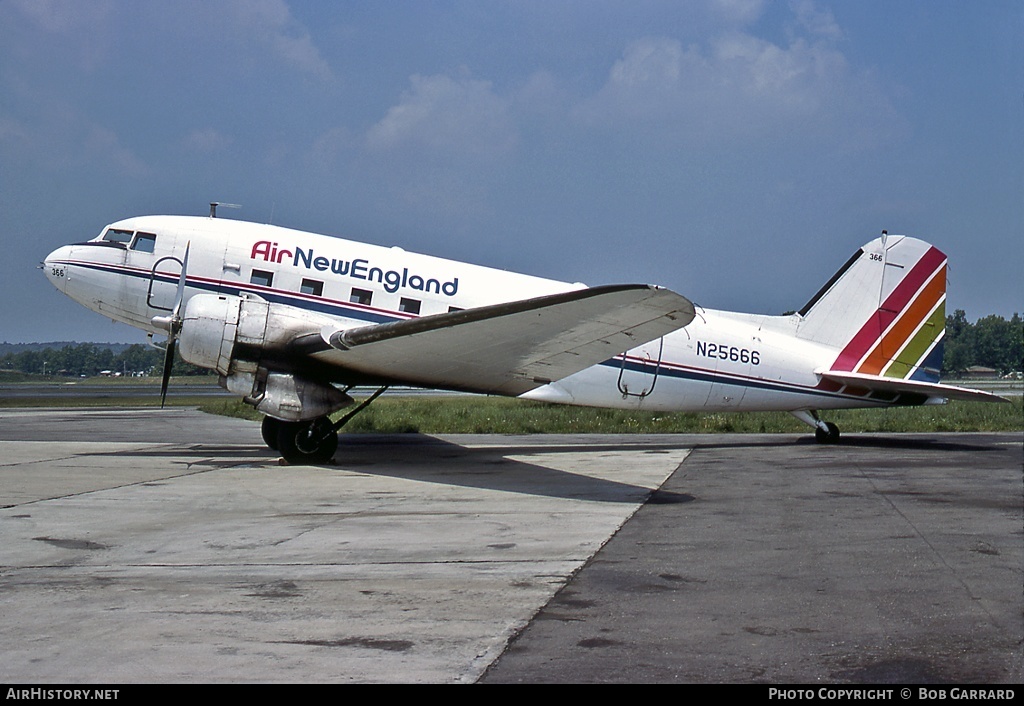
[1,311,1020,378]
[0,342,210,377]
[942,310,1022,375]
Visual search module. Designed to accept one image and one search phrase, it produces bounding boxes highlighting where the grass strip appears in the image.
[197,395,1023,434]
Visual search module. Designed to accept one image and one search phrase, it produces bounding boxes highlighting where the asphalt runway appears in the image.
[0,408,1020,683]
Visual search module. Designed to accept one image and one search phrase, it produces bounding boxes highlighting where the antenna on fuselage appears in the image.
[209,202,241,218]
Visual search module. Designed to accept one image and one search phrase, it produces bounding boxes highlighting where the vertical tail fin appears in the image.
[796,234,947,383]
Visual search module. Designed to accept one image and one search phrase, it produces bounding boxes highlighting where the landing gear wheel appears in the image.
[815,422,840,444]
[277,416,339,465]
[261,416,281,451]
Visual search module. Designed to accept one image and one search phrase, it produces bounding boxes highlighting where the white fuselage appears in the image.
[43,215,876,414]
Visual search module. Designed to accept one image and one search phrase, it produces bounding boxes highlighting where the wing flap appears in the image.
[817,369,1010,403]
[319,284,694,395]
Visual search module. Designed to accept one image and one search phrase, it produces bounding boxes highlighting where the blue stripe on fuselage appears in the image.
[67,260,403,325]
[605,357,887,403]
[66,259,886,405]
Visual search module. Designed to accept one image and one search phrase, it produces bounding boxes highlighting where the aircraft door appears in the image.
[145,231,186,311]
[147,254,184,311]
[616,337,663,399]
[704,342,753,409]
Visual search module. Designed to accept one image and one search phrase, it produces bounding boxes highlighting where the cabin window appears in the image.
[448,306,463,313]
[131,232,156,253]
[250,269,274,287]
[350,288,372,306]
[104,228,134,244]
[399,297,421,315]
[300,278,323,296]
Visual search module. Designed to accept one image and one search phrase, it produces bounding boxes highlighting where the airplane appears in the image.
[42,207,1006,464]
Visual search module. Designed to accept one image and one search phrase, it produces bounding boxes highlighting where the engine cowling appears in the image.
[178,293,244,375]
[177,293,353,421]
[222,369,353,421]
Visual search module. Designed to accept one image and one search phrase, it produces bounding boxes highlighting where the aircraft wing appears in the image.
[817,369,1010,403]
[317,284,695,395]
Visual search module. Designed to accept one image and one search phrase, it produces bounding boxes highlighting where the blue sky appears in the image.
[1,0,1020,343]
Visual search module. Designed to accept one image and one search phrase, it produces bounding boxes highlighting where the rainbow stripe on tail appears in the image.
[829,241,946,383]
[797,234,1003,404]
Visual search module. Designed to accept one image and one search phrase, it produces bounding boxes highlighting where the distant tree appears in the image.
[943,310,1022,375]
[0,342,212,377]
[943,309,973,374]
[113,344,161,376]
[973,314,1022,373]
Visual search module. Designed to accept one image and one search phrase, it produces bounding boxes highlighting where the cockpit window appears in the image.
[131,232,156,253]
[104,228,134,244]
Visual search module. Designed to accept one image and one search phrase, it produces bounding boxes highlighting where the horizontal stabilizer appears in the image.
[817,369,1010,404]
[319,284,695,395]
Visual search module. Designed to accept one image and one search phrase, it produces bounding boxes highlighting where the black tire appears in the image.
[261,416,281,451]
[814,422,840,444]
[277,417,339,465]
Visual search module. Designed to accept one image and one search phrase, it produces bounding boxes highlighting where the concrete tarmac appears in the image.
[0,408,1019,683]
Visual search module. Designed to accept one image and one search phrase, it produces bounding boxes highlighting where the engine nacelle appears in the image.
[178,294,244,376]
[222,369,353,421]
[177,293,353,421]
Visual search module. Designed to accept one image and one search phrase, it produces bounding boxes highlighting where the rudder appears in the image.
[796,234,947,384]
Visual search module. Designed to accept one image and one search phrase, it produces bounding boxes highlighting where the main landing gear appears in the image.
[260,386,389,465]
[790,410,841,444]
[262,416,339,464]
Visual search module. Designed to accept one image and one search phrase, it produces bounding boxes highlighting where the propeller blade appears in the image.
[159,337,176,408]
[160,242,189,409]
[172,242,190,317]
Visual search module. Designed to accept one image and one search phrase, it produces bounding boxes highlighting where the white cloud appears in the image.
[0,79,148,177]
[2,0,116,71]
[83,125,149,176]
[365,72,517,160]
[790,0,843,40]
[306,70,549,238]
[713,33,846,108]
[2,0,331,80]
[709,0,768,25]
[607,37,687,93]
[222,0,333,80]
[574,28,895,149]
[180,128,233,153]
[308,125,355,169]
[5,0,114,34]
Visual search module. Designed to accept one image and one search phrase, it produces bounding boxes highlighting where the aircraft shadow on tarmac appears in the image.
[83,431,1009,505]
[789,433,1009,452]
[319,432,1010,504]
[85,433,697,505]
[324,435,698,504]
[336,431,1006,455]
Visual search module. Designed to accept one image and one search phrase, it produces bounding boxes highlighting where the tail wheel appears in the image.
[815,422,841,444]
[277,417,339,465]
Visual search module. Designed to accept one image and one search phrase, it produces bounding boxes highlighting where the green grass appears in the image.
[0,395,225,409]
[0,373,219,386]
[197,395,1023,435]
[0,374,225,408]
[5,373,1019,433]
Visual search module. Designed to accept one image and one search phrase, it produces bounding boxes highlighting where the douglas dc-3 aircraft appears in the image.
[43,208,1005,463]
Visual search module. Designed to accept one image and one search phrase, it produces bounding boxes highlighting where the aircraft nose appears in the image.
[43,245,73,293]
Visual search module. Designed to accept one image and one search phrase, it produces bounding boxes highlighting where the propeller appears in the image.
[152,243,190,408]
